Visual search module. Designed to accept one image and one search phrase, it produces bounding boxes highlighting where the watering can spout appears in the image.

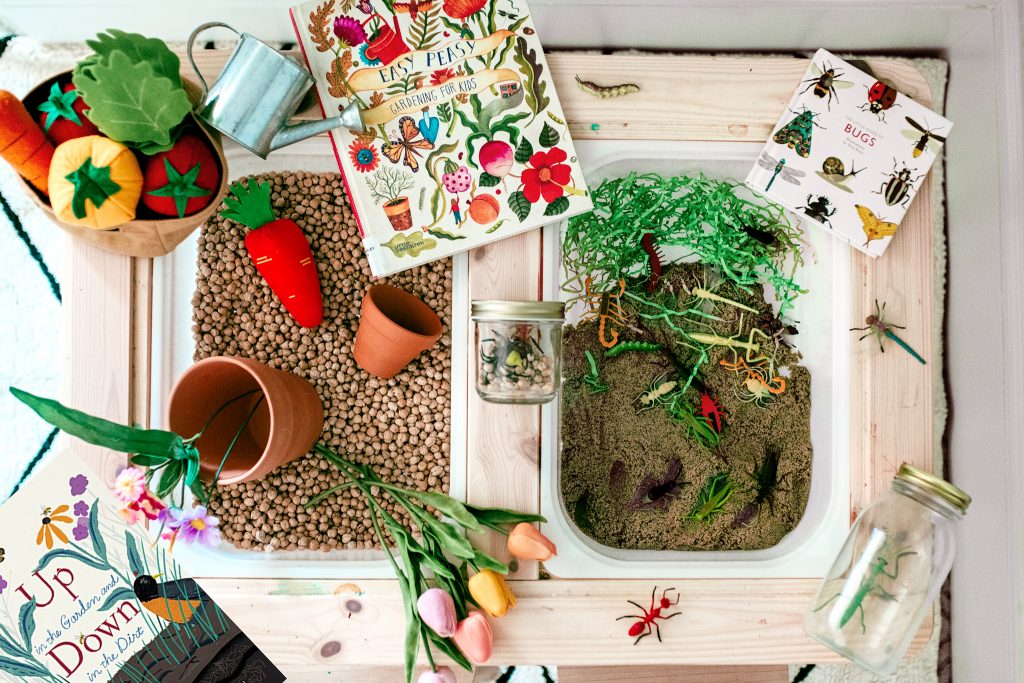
[269,101,366,152]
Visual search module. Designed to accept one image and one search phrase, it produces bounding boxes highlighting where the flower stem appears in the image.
[183,389,261,444]
[211,395,265,485]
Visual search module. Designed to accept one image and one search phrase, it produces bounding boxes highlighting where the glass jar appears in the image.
[472,300,565,404]
[804,464,970,675]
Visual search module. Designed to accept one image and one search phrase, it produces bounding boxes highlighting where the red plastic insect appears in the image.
[699,391,725,433]
[616,586,681,645]
[640,232,663,292]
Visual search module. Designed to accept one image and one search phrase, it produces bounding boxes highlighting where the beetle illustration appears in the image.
[771,108,824,158]
[875,159,924,208]
[859,80,900,121]
[902,116,947,158]
[799,194,837,227]
[816,156,863,193]
[799,60,854,109]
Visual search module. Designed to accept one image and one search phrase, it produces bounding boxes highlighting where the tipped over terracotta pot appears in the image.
[353,284,443,379]
[167,356,324,485]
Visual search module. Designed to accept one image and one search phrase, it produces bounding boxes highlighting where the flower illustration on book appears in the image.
[36,504,73,549]
[333,15,368,47]
[358,43,381,66]
[73,500,89,517]
[349,140,381,172]
[72,517,89,542]
[522,147,572,203]
[0,575,7,595]
[443,0,486,19]
[69,473,88,495]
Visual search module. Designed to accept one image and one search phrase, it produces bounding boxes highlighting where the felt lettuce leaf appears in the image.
[77,29,183,87]
[73,50,191,151]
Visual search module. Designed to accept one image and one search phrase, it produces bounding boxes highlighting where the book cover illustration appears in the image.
[291,0,593,276]
[746,48,951,257]
[0,454,285,683]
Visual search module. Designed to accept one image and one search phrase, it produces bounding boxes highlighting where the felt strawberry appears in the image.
[442,163,471,194]
[37,82,100,145]
[220,179,323,328]
[142,134,219,218]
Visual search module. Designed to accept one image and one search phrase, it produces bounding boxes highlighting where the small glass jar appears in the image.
[472,300,565,404]
[804,464,970,675]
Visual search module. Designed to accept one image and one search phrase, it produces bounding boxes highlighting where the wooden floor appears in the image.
[64,51,937,678]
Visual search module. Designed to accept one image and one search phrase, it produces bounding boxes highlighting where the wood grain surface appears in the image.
[64,51,938,670]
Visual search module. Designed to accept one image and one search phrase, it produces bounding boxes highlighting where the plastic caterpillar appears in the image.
[575,75,640,99]
[640,232,663,292]
[605,341,663,358]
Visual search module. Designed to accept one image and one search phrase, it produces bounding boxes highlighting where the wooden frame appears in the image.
[63,52,936,676]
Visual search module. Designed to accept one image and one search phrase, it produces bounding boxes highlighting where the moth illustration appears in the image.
[772,108,824,158]
[855,204,899,246]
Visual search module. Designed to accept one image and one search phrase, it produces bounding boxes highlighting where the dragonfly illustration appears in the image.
[757,152,806,191]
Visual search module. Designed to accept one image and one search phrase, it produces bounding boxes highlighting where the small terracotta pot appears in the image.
[383,197,413,231]
[354,284,443,379]
[166,356,323,486]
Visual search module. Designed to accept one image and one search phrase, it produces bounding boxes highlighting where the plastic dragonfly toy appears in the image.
[850,299,926,365]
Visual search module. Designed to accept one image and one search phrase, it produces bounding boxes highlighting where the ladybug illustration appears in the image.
[859,81,899,121]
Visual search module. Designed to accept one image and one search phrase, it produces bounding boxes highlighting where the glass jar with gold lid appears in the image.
[472,300,565,404]
[804,464,970,675]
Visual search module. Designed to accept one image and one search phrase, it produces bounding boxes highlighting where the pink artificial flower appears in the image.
[128,489,166,521]
[113,467,146,503]
[417,666,458,683]
[117,505,142,525]
[165,506,221,547]
[333,16,367,47]
[417,588,457,637]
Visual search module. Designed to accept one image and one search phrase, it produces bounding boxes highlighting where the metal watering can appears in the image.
[187,22,365,159]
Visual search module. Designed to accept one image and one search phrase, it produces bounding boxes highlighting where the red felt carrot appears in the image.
[0,90,55,194]
[220,179,323,328]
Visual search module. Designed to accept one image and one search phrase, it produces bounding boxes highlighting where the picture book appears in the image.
[746,48,952,257]
[290,0,593,277]
[0,453,285,683]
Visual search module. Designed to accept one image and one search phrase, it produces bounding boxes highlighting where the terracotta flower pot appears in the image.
[167,356,323,486]
[383,196,413,231]
[354,284,443,379]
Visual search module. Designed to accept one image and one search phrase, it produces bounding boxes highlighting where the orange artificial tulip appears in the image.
[467,569,516,618]
[507,523,557,561]
[453,611,493,664]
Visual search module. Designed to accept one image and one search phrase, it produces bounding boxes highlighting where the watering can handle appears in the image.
[186,22,240,101]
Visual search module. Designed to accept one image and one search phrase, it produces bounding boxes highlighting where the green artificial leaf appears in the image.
[509,190,531,221]
[514,136,533,164]
[125,530,143,575]
[82,29,182,87]
[37,82,82,132]
[36,547,107,573]
[98,586,137,612]
[393,534,420,683]
[465,503,546,533]
[18,599,35,650]
[478,172,500,187]
[544,196,570,216]
[471,548,509,574]
[64,158,121,219]
[420,516,476,561]
[539,121,560,148]
[129,453,165,468]
[11,387,185,458]
[73,50,191,148]
[379,484,480,531]
[87,500,107,561]
[147,159,211,218]
[157,459,183,498]
[0,656,48,678]
[184,452,200,486]
[189,476,208,504]
[220,178,277,229]
[424,629,473,672]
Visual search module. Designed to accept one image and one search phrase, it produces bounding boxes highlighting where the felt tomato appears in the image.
[142,134,219,218]
[48,135,143,230]
[220,179,323,328]
[37,82,100,145]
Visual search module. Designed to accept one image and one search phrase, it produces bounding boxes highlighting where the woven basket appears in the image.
[16,70,228,258]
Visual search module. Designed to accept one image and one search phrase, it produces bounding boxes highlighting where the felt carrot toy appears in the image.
[220,179,323,328]
[0,90,55,194]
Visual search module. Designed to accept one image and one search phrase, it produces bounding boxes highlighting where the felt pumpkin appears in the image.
[48,135,143,230]
[142,134,219,218]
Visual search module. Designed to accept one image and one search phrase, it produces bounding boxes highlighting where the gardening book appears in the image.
[0,452,286,683]
[745,48,951,257]
[290,0,593,277]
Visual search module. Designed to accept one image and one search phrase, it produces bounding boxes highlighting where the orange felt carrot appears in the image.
[0,90,55,194]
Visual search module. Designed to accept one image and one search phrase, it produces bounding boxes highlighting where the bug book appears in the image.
[745,48,952,258]
[290,0,593,277]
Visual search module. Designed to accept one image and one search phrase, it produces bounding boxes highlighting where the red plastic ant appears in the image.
[616,586,681,645]
[699,391,725,433]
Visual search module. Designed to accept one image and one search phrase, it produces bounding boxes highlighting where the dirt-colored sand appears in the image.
[560,263,812,551]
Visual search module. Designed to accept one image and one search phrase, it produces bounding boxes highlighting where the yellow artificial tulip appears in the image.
[507,522,557,561]
[467,569,516,618]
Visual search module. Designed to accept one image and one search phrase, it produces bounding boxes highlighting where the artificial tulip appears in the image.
[453,611,493,664]
[468,568,516,618]
[417,666,458,683]
[417,588,457,637]
[507,522,557,561]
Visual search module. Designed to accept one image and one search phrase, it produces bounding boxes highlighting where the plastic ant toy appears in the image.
[616,586,681,645]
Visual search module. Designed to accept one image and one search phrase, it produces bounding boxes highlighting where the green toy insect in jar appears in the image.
[804,464,970,675]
